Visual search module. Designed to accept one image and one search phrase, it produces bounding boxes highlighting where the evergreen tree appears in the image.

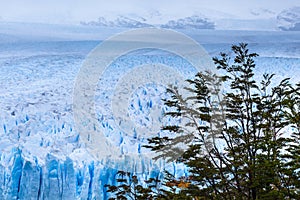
[105,171,161,200]
[107,44,300,199]
[147,43,300,199]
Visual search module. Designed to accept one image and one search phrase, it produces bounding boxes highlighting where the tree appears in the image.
[105,170,193,199]
[107,44,300,199]
[280,82,300,197]
[147,43,300,199]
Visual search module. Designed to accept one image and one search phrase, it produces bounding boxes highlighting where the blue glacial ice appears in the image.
[0,29,299,199]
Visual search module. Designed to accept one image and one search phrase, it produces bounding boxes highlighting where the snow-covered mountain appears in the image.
[161,15,215,29]
[250,8,276,18]
[81,16,153,28]
[81,14,215,29]
[79,7,300,31]
[277,6,300,31]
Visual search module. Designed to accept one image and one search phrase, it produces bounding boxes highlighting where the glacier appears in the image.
[0,27,300,199]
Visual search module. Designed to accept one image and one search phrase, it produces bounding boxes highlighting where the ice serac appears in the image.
[19,160,42,200]
[42,155,76,200]
[0,150,95,199]
[8,149,23,200]
[0,142,167,199]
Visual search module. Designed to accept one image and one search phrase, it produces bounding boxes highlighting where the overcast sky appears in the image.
[0,0,299,24]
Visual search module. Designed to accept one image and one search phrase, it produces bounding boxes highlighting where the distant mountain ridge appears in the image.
[81,15,215,30]
[79,6,300,31]
[277,6,300,31]
[161,15,215,29]
[80,16,153,28]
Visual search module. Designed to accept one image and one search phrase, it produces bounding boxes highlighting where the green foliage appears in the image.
[105,170,162,200]
[105,170,193,200]
[108,44,300,200]
[146,43,300,199]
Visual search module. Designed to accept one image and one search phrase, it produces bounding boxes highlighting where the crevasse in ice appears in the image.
[0,32,300,199]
